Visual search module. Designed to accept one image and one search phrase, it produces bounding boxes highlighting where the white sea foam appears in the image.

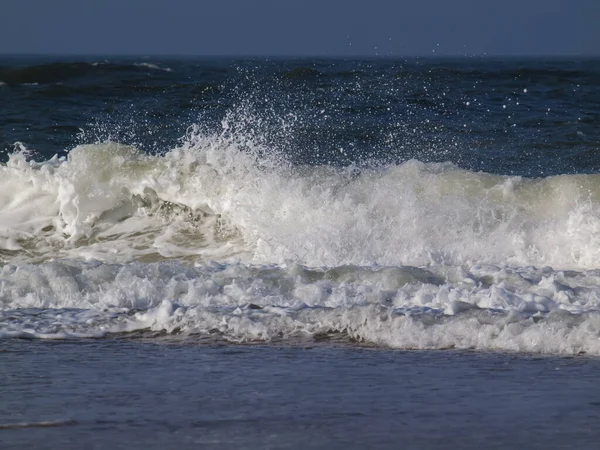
[2,124,600,353]
[0,261,599,354]
[134,62,173,72]
[2,127,600,269]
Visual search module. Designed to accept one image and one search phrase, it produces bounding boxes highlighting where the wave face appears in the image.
[2,57,600,354]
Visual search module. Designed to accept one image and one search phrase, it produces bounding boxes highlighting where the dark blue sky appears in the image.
[1,0,598,56]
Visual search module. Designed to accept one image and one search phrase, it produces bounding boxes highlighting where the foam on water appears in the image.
[1,260,599,354]
[2,123,600,353]
[133,62,173,72]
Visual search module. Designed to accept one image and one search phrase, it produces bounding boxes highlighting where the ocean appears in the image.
[1,56,600,448]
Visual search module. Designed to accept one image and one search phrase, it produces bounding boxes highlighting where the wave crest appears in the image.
[2,123,600,270]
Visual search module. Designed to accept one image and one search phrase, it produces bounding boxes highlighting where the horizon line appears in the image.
[1,52,599,59]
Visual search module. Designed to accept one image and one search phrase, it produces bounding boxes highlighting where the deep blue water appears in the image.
[2,56,599,176]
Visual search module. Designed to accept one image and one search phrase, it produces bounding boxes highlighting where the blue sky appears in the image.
[1,0,598,56]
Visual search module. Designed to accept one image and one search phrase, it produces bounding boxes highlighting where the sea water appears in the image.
[1,56,600,447]
[2,340,600,449]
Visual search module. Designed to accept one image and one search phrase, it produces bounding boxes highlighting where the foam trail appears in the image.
[1,261,599,354]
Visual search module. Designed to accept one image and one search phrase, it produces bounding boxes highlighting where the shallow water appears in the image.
[1,340,599,449]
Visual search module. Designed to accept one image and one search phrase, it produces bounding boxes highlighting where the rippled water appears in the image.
[2,340,600,450]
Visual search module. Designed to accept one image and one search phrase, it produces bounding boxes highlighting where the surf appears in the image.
[2,123,600,270]
[2,118,600,354]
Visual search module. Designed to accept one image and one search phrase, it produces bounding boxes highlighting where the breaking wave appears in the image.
[3,124,600,269]
[2,120,600,354]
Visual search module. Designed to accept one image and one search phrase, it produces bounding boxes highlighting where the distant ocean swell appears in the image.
[0,61,174,85]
